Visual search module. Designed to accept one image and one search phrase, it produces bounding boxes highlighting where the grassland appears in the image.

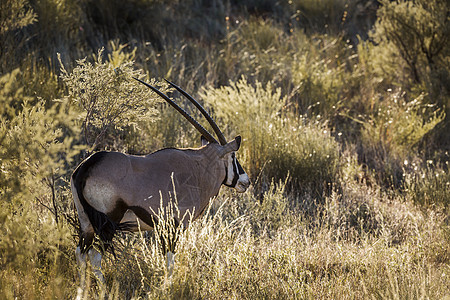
[0,0,449,299]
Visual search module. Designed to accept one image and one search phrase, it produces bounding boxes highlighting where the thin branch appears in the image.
[35,195,54,216]
[49,173,59,224]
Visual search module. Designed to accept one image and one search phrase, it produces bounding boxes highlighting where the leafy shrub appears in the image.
[367,0,450,154]
[370,0,449,91]
[220,17,359,121]
[59,46,162,151]
[0,71,77,205]
[218,18,300,88]
[0,201,76,299]
[291,37,353,116]
[0,0,36,35]
[0,69,79,299]
[359,90,444,187]
[0,0,36,72]
[202,77,341,195]
[0,69,33,118]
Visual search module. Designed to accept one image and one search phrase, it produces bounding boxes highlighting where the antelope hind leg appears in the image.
[75,246,87,300]
[88,248,105,284]
[75,246,87,282]
[75,245,105,284]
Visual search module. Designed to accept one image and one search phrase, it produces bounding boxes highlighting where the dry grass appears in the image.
[81,180,449,299]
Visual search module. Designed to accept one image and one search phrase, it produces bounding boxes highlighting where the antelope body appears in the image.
[72,78,250,282]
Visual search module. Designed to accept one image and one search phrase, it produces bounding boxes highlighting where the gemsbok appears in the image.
[71,78,250,282]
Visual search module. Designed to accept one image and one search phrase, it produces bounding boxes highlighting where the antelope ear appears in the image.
[201,135,209,146]
[234,136,242,149]
[220,136,241,157]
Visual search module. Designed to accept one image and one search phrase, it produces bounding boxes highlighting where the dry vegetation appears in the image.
[0,0,449,299]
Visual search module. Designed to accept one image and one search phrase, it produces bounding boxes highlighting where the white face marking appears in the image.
[224,154,235,186]
[224,153,250,192]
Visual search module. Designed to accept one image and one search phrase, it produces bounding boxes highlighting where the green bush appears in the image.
[219,17,359,121]
[0,202,76,299]
[0,0,36,35]
[0,0,36,72]
[202,77,341,195]
[59,46,162,151]
[367,0,450,154]
[0,69,79,299]
[291,37,352,116]
[217,18,300,88]
[370,0,449,91]
[360,90,444,187]
[0,71,77,205]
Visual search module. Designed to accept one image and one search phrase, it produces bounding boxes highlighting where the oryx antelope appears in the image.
[72,78,250,281]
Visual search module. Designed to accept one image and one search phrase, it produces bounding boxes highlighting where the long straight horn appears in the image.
[133,77,218,144]
[164,79,227,145]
